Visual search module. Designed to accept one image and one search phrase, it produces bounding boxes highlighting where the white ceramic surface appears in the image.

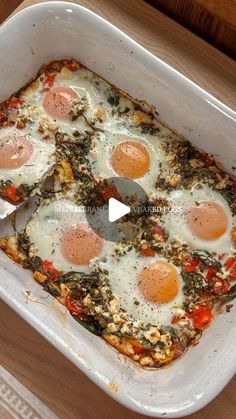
[0,2,235,417]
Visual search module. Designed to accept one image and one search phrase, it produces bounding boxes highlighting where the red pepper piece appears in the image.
[203,155,213,168]
[141,246,156,257]
[98,183,122,202]
[44,74,55,87]
[42,260,61,280]
[171,316,180,324]
[134,346,145,354]
[152,225,168,241]
[16,121,26,129]
[65,295,84,317]
[188,306,212,329]
[193,309,212,329]
[229,266,236,279]
[187,306,205,318]
[206,267,217,281]
[183,265,196,273]
[8,97,24,107]
[191,259,200,266]
[224,257,235,270]
[2,184,21,204]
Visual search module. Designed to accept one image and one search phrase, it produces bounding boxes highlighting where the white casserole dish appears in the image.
[0,2,235,417]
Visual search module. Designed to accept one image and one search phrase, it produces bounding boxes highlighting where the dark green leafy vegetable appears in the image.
[72,315,102,336]
[17,183,34,199]
[192,250,222,271]
[139,123,160,135]
[107,94,120,107]
[182,271,206,296]
[54,271,100,285]
[215,284,236,304]
[28,256,44,272]
[44,282,61,297]
[17,232,32,255]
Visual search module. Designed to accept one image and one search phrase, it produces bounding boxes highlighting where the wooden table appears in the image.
[1,1,236,418]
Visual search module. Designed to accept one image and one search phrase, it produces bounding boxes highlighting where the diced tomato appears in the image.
[152,225,168,241]
[16,121,26,129]
[141,246,156,257]
[2,184,21,204]
[65,295,84,317]
[8,97,24,107]
[134,346,145,354]
[171,316,180,324]
[229,266,236,279]
[98,184,122,202]
[187,306,205,318]
[188,305,212,329]
[126,338,145,354]
[42,260,61,280]
[203,155,213,168]
[183,265,196,273]
[224,257,235,270]
[193,309,212,329]
[191,259,200,267]
[232,180,236,190]
[206,267,217,281]
[44,74,55,87]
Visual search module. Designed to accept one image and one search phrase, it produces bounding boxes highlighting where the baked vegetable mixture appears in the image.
[0,60,235,368]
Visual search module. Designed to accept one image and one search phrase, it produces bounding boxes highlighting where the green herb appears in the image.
[182,271,206,296]
[72,315,102,335]
[215,284,236,304]
[140,123,160,135]
[17,183,34,199]
[44,282,61,297]
[192,250,222,271]
[18,232,32,255]
[107,94,120,107]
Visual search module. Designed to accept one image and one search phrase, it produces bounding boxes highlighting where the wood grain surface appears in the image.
[1,1,236,418]
[0,0,22,23]
[147,0,236,58]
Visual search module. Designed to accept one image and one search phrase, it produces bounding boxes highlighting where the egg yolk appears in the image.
[43,86,78,119]
[0,135,33,169]
[187,201,228,240]
[139,261,179,304]
[111,140,150,179]
[60,224,104,265]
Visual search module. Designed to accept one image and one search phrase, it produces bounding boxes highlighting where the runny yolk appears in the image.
[139,261,179,304]
[43,86,78,119]
[111,140,150,179]
[0,135,33,169]
[186,201,228,240]
[60,224,104,265]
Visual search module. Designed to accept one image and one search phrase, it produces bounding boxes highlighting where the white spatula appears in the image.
[0,196,23,220]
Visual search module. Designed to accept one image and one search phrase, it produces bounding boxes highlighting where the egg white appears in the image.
[88,130,163,194]
[25,199,112,273]
[0,127,55,187]
[100,249,184,326]
[164,184,233,253]
[21,66,132,135]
